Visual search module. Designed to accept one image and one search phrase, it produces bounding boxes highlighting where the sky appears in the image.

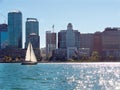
[0,0,120,48]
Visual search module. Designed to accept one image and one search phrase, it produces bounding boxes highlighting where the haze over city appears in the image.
[0,0,120,48]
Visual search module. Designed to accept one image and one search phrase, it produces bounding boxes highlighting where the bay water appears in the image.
[0,63,120,90]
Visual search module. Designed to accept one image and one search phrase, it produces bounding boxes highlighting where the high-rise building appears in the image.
[28,33,40,48]
[8,10,22,48]
[66,23,75,47]
[46,31,56,57]
[0,24,8,49]
[58,23,80,59]
[58,30,66,48]
[25,18,39,48]
[58,23,80,49]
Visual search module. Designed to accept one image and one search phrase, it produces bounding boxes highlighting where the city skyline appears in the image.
[0,0,120,48]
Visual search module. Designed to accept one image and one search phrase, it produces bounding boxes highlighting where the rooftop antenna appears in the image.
[0,12,7,24]
[52,24,54,32]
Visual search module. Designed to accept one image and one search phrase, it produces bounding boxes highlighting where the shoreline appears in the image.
[0,61,120,64]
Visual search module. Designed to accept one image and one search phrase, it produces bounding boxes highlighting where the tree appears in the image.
[90,51,100,62]
[81,54,89,62]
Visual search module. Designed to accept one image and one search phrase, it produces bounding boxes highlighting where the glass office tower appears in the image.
[25,18,39,48]
[0,24,8,49]
[8,10,22,48]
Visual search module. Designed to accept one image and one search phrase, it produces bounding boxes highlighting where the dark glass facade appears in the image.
[0,24,8,49]
[25,18,39,48]
[28,33,40,49]
[8,11,22,48]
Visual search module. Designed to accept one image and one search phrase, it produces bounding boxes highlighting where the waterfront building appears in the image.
[41,47,46,60]
[58,23,80,49]
[8,10,22,48]
[57,23,80,59]
[27,33,40,48]
[74,30,81,48]
[25,18,39,48]
[78,48,90,57]
[80,33,93,53]
[66,23,75,47]
[52,48,67,61]
[46,31,56,58]
[0,24,8,49]
[102,27,120,59]
[93,32,102,55]
[58,30,66,48]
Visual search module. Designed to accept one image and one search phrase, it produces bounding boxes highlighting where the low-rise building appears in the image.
[80,33,93,53]
[93,32,102,55]
[101,27,120,60]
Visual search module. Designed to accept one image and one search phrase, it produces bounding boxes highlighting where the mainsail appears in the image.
[25,43,31,61]
[25,42,37,62]
[30,43,37,62]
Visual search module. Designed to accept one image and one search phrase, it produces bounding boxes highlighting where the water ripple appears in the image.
[0,63,120,90]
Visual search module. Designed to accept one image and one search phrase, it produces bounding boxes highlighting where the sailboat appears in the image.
[21,42,37,65]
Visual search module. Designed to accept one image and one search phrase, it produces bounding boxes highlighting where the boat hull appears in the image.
[21,61,37,65]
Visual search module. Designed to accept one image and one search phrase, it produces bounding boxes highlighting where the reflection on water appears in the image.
[0,63,120,90]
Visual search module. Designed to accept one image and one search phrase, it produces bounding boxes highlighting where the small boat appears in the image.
[21,42,37,65]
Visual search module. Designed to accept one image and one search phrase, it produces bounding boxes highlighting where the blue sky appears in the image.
[0,0,120,48]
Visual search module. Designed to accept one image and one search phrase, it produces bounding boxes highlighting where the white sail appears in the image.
[30,43,37,62]
[25,42,31,61]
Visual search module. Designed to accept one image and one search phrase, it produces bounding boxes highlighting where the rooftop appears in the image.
[27,18,38,22]
[9,10,21,13]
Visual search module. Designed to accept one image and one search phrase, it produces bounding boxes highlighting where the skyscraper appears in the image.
[46,31,56,57]
[58,23,80,49]
[8,10,22,48]
[0,24,8,49]
[58,23,80,59]
[66,23,75,47]
[25,18,39,48]
[28,33,40,48]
